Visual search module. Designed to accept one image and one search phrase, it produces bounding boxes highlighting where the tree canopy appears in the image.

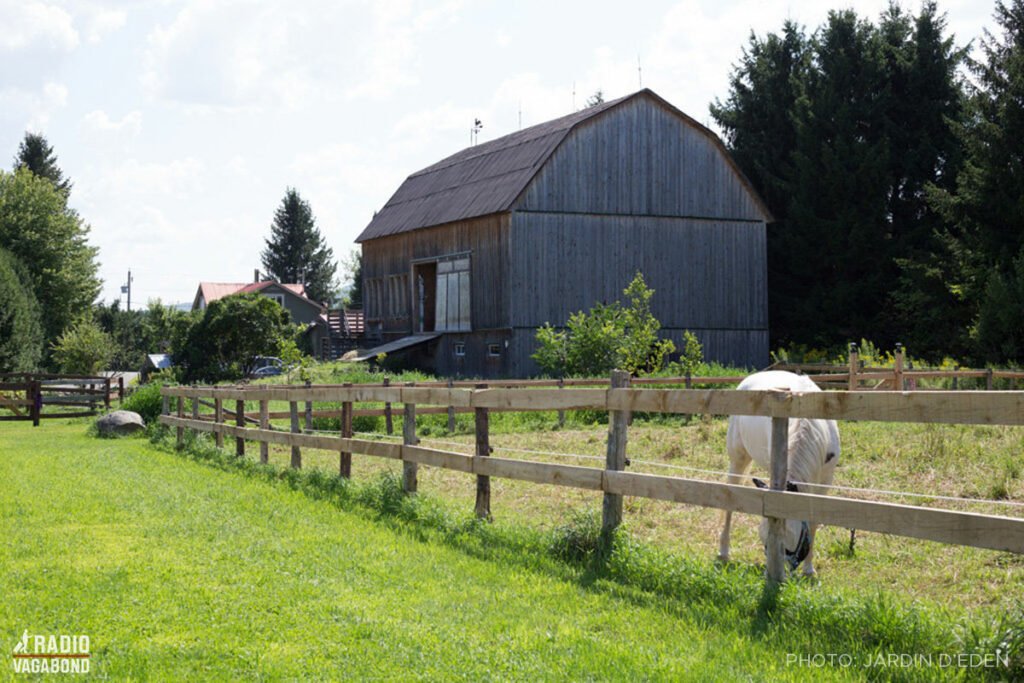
[174,292,295,383]
[260,188,337,304]
[14,133,71,195]
[711,3,966,359]
[0,247,43,373]
[0,169,101,359]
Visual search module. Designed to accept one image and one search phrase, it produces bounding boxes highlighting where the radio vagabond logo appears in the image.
[11,630,90,675]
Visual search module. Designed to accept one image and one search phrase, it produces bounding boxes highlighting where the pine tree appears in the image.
[712,5,966,353]
[14,133,71,195]
[260,189,337,304]
[930,0,1024,364]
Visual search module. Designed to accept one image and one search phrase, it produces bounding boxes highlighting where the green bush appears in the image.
[533,272,674,377]
[51,318,112,374]
[122,376,170,424]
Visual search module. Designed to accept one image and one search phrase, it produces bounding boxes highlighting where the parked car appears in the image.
[249,356,285,377]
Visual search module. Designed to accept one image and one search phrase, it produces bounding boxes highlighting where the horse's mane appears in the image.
[788,418,831,489]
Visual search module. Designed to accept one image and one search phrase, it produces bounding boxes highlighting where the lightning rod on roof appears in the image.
[470,118,483,145]
[638,54,642,87]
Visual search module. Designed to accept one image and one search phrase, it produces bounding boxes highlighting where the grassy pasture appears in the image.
[1,417,1021,680]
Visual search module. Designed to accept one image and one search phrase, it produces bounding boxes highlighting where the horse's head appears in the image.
[753,478,811,571]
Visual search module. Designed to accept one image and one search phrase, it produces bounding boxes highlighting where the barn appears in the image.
[355,88,772,378]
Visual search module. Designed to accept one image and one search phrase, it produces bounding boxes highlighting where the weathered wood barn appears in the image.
[356,88,772,378]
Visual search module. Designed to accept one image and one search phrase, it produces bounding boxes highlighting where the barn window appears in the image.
[453,342,466,357]
[435,256,470,332]
[487,343,501,357]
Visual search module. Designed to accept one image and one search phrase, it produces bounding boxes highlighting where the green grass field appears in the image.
[1,420,1021,680]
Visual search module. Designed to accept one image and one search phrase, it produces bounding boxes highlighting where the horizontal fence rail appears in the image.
[159,381,1024,583]
[0,374,124,425]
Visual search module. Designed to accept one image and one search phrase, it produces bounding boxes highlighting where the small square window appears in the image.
[453,342,466,357]
[487,343,501,357]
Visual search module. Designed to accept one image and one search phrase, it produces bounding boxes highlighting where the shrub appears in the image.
[121,376,170,424]
[533,272,675,377]
[51,318,112,374]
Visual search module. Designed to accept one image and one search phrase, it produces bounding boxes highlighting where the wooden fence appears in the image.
[0,373,124,425]
[159,378,1024,584]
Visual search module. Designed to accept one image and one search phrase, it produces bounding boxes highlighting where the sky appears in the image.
[0,0,998,307]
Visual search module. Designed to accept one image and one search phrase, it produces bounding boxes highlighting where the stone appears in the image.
[97,410,145,436]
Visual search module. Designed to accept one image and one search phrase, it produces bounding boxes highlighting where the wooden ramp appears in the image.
[350,333,440,362]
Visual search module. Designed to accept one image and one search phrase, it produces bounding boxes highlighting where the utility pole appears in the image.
[121,269,133,311]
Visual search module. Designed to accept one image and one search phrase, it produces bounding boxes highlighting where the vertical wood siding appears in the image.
[516,97,765,221]
[361,214,509,334]
[508,212,767,329]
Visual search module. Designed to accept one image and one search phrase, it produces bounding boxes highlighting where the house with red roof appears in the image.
[191,272,329,356]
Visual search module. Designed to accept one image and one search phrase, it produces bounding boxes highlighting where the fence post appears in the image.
[384,376,393,435]
[118,376,124,401]
[848,343,859,391]
[233,398,244,457]
[765,415,790,585]
[402,382,417,495]
[162,394,169,420]
[30,381,41,427]
[340,383,353,478]
[259,399,269,464]
[953,366,959,391]
[986,368,994,391]
[192,393,200,425]
[303,380,313,432]
[474,383,491,520]
[214,398,224,448]
[176,396,184,448]
[601,370,631,544]
[894,343,904,391]
[447,379,456,432]
[289,401,301,468]
[557,377,565,427]
[104,377,111,410]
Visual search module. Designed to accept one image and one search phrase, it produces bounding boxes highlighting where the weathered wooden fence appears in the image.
[159,379,1024,584]
[0,373,124,425]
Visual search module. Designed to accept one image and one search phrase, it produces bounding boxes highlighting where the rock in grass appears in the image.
[97,410,145,436]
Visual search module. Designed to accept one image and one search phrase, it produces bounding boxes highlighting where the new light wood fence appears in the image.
[159,379,1024,584]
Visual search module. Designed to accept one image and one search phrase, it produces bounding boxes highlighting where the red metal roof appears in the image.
[193,281,322,311]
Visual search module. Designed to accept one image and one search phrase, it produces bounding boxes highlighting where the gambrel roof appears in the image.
[356,89,772,242]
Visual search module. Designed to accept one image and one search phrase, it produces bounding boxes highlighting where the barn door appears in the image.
[435,256,470,332]
[413,262,436,332]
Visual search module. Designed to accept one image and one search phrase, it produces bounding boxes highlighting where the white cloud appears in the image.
[0,1,79,51]
[0,81,69,130]
[83,7,127,43]
[89,157,207,197]
[83,109,142,135]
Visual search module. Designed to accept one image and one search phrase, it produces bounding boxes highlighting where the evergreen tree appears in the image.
[712,4,966,353]
[14,133,71,195]
[930,0,1024,364]
[341,249,363,309]
[784,10,891,347]
[260,188,337,304]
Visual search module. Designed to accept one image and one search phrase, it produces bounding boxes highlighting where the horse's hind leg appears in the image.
[718,446,752,563]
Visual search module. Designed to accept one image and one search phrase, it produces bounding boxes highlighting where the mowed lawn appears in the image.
[0,421,867,681]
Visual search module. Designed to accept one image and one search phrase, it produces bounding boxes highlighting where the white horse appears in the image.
[717,370,840,576]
